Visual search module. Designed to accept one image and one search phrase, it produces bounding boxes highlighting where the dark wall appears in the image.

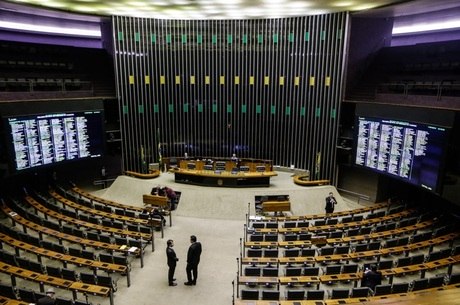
[346,17,393,95]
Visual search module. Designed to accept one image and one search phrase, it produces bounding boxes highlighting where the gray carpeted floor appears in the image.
[87,170,363,305]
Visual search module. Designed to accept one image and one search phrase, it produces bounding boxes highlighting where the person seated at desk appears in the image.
[151,208,167,226]
[164,186,177,210]
[151,185,161,195]
[361,264,382,291]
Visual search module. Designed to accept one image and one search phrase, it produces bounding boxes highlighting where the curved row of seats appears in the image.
[238,202,460,302]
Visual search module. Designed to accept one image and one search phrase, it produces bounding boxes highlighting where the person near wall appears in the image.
[166,239,179,286]
[184,235,202,286]
[325,192,337,214]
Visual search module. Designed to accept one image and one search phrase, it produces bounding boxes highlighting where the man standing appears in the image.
[166,239,179,286]
[185,235,202,286]
[325,192,337,214]
[37,288,56,305]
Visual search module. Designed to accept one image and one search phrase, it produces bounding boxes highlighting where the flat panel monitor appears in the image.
[203,164,213,170]
[4,110,104,172]
[239,166,250,172]
[354,116,449,193]
[187,162,196,170]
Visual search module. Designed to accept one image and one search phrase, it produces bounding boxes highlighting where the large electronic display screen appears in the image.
[354,116,448,192]
[5,110,104,172]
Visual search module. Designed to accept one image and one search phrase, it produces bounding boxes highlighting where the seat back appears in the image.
[391,282,409,293]
[331,288,349,299]
[262,290,279,300]
[374,284,392,296]
[241,289,259,300]
[351,287,370,298]
[286,290,305,300]
[306,289,324,300]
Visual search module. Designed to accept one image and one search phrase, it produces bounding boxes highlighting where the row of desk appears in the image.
[246,219,432,250]
[238,254,460,290]
[242,231,458,266]
[251,209,415,234]
[234,283,460,305]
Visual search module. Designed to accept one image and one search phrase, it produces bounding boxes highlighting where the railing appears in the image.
[376,82,460,100]
[0,79,93,93]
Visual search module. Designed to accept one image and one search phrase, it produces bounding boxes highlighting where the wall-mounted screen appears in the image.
[5,110,104,172]
[354,116,448,192]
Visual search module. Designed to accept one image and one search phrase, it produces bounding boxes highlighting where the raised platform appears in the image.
[173,168,277,187]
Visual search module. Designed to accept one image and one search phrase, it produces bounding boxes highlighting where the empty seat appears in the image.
[326,218,338,225]
[284,234,298,241]
[301,248,316,257]
[353,243,368,252]
[265,222,278,229]
[249,234,263,242]
[262,267,279,277]
[18,287,36,303]
[284,221,297,228]
[411,278,429,291]
[61,268,78,281]
[427,275,445,288]
[342,264,359,274]
[319,246,334,256]
[411,254,425,265]
[324,265,341,275]
[329,231,343,239]
[46,265,62,277]
[351,287,370,298]
[303,267,319,276]
[241,289,259,300]
[252,222,265,229]
[297,221,309,228]
[335,245,349,254]
[378,260,393,270]
[286,289,305,300]
[262,290,280,300]
[284,249,299,257]
[263,249,278,258]
[247,248,263,257]
[97,275,117,291]
[391,282,409,293]
[374,284,392,296]
[330,288,349,299]
[306,289,324,300]
[244,267,261,276]
[285,267,302,276]
[298,233,312,241]
[367,241,381,251]
[396,257,411,267]
[80,272,97,285]
[314,220,326,226]
[449,273,460,284]
[341,216,353,223]
[264,234,278,242]
[0,283,17,299]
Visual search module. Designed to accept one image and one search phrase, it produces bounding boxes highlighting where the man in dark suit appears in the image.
[325,192,337,214]
[361,264,382,291]
[166,239,179,286]
[184,235,202,286]
[37,288,56,305]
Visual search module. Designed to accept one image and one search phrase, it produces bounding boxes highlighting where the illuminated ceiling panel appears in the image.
[2,0,410,19]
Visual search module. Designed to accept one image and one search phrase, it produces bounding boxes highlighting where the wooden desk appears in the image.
[0,205,142,258]
[173,168,277,187]
[262,201,291,213]
[0,262,111,301]
[142,194,169,208]
[238,276,279,286]
[125,170,160,179]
